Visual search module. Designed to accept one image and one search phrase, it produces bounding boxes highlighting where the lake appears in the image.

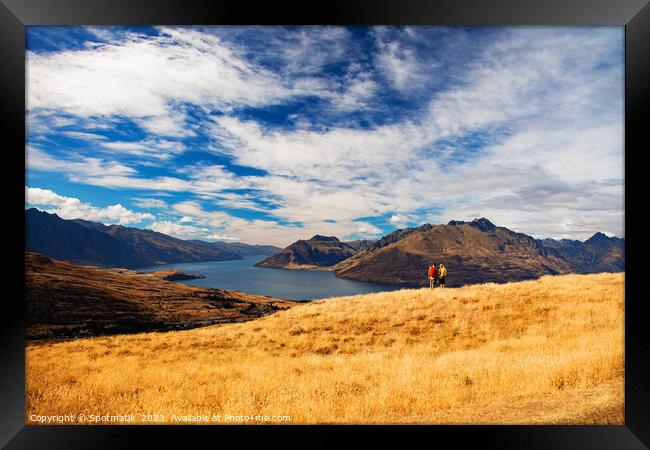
[137,255,403,301]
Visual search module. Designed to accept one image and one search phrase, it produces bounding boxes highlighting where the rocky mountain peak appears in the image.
[309,235,340,242]
[469,218,496,231]
[586,232,609,242]
[585,232,622,246]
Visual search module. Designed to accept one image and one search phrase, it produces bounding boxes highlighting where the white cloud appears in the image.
[253,26,352,76]
[26,27,327,137]
[355,223,383,237]
[331,70,378,111]
[60,131,107,140]
[84,26,130,43]
[131,198,168,209]
[27,146,136,177]
[145,220,209,238]
[168,200,386,246]
[101,204,156,225]
[29,158,252,204]
[375,38,424,92]
[205,233,240,242]
[210,114,429,184]
[68,173,193,192]
[26,187,154,225]
[102,139,185,160]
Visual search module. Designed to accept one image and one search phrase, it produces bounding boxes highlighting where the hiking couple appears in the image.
[428,263,447,289]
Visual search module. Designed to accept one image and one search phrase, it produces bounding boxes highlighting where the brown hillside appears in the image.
[335,220,571,286]
[256,235,357,269]
[25,252,295,340]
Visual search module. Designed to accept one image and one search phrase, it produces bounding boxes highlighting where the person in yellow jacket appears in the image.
[438,263,447,288]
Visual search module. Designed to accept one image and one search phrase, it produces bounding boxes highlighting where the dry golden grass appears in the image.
[26,272,624,424]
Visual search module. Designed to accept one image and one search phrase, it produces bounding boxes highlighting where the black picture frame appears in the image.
[1,0,648,448]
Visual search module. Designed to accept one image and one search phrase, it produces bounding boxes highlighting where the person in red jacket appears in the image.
[428,263,437,289]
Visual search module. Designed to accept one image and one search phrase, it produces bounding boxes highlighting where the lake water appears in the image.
[137,255,403,301]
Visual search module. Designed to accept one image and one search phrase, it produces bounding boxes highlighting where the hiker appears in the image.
[427,263,437,289]
[438,263,447,288]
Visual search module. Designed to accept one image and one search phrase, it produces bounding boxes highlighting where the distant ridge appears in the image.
[259,217,624,287]
[538,232,624,274]
[255,235,358,269]
[25,208,280,268]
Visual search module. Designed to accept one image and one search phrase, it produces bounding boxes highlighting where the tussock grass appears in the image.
[26,272,624,424]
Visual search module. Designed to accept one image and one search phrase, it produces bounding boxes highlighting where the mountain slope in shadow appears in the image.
[26,208,280,268]
[26,251,295,340]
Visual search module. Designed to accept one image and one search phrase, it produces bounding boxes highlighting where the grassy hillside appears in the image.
[26,252,294,340]
[26,272,624,424]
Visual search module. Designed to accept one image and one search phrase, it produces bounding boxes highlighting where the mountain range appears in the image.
[259,218,624,287]
[25,208,280,269]
[538,232,625,274]
[25,208,624,288]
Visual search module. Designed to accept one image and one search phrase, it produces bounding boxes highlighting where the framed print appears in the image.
[1,0,648,447]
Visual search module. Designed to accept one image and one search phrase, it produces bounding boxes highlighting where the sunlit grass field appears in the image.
[26,272,624,424]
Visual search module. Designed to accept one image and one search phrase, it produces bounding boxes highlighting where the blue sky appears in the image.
[25,26,624,246]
